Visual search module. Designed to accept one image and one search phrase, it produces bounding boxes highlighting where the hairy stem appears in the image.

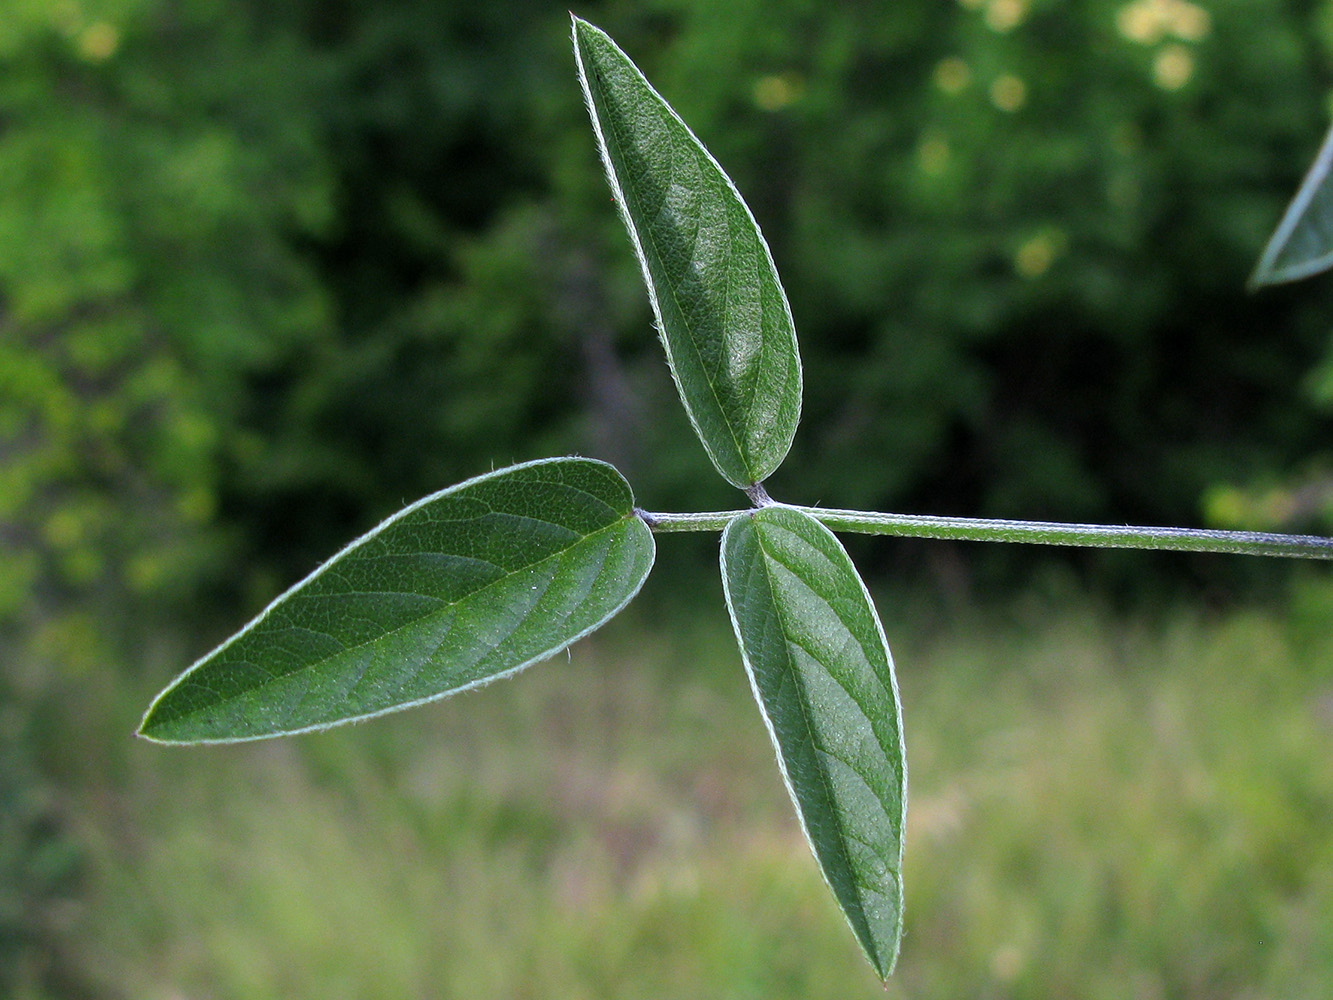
[639,506,1333,559]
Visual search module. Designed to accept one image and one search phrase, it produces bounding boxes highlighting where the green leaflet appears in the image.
[573,17,802,489]
[1252,122,1333,288]
[720,505,906,980]
[139,458,654,744]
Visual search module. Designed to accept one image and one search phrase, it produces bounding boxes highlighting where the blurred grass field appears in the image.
[50,577,1333,1000]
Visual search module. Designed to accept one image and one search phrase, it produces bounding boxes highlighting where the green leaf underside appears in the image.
[720,506,905,980]
[139,458,654,744]
[1252,121,1333,287]
[573,17,801,488]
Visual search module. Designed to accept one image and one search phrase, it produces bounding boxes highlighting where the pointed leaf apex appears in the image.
[1251,121,1333,289]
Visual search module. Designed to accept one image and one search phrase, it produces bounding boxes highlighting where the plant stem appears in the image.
[638,506,1333,559]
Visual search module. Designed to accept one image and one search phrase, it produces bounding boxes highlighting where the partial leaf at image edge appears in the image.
[720,506,906,980]
[1252,121,1333,288]
[138,457,655,743]
[573,17,802,489]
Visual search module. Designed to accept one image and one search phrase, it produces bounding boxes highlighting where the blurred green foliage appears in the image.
[5,0,1333,628]
[0,0,330,640]
[0,691,83,999]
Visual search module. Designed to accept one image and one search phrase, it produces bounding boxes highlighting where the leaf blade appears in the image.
[1252,121,1333,288]
[573,16,802,488]
[720,506,906,979]
[139,457,654,743]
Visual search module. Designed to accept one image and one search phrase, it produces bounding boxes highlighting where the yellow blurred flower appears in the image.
[1117,1,1165,44]
[918,132,951,176]
[1154,45,1194,89]
[1169,2,1211,42]
[1014,229,1066,279]
[934,57,971,95]
[985,0,1028,33]
[1116,0,1211,46]
[990,74,1028,112]
[78,21,120,62]
[753,73,803,112]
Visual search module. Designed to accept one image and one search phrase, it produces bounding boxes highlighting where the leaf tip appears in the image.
[1247,249,1288,292]
[569,13,599,45]
[1245,256,1267,292]
[874,944,899,983]
[134,718,168,744]
[855,923,898,983]
[135,706,173,744]
[135,703,157,739]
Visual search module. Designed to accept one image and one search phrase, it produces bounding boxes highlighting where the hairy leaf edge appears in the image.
[571,15,803,488]
[138,457,655,745]
[1251,120,1333,288]
[719,507,906,979]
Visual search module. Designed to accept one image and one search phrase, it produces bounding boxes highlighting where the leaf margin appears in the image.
[1251,120,1333,288]
[137,456,655,745]
[571,14,803,488]
[719,504,907,980]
